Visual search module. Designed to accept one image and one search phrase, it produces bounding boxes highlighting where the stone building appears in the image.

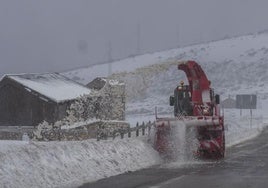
[0,73,92,127]
[86,77,126,120]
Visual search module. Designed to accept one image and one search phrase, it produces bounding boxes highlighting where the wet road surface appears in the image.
[80,128,268,188]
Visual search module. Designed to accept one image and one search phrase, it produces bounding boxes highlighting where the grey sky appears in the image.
[0,0,268,76]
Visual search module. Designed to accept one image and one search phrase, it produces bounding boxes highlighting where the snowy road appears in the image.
[80,127,268,188]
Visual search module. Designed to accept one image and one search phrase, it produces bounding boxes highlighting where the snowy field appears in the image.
[1,33,268,187]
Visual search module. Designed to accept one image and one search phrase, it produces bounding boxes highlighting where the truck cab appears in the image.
[170,84,193,116]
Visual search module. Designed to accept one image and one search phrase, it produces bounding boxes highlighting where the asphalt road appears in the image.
[80,127,268,188]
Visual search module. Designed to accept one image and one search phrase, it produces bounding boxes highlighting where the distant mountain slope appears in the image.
[63,33,268,115]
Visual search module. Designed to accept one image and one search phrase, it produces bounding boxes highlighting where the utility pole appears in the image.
[176,24,180,48]
[176,0,183,48]
[136,23,141,55]
[176,0,181,48]
[107,41,112,75]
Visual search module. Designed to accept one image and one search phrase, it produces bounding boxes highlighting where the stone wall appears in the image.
[0,121,130,141]
[0,126,34,140]
[33,121,130,141]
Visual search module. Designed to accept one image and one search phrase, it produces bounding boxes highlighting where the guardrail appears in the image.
[96,121,154,141]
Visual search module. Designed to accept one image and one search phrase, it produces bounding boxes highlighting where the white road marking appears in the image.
[148,175,186,188]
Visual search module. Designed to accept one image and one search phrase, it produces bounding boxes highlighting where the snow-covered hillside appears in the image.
[64,33,268,120]
[65,33,268,93]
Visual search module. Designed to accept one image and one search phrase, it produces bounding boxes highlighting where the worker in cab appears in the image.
[174,80,193,116]
[178,80,184,90]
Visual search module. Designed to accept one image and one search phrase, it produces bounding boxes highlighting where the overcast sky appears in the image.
[0,0,268,76]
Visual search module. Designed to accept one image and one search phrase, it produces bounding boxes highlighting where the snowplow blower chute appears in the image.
[154,61,225,160]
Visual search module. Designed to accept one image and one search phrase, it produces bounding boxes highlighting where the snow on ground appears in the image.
[0,137,161,188]
[1,33,268,187]
[224,108,264,147]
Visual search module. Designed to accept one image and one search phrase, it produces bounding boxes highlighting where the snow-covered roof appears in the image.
[4,73,91,103]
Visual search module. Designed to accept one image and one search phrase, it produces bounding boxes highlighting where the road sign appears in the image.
[236,94,257,109]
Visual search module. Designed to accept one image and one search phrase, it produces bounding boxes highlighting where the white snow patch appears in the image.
[60,118,127,130]
[0,138,161,188]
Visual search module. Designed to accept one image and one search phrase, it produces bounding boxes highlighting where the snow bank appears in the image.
[224,108,266,147]
[0,138,161,188]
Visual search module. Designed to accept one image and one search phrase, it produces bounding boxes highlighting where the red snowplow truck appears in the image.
[154,61,225,159]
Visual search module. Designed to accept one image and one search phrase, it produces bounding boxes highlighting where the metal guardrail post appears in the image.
[120,128,124,139]
[112,130,116,140]
[128,128,131,138]
[148,121,152,135]
[142,122,145,135]
[97,130,100,141]
[136,122,139,137]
